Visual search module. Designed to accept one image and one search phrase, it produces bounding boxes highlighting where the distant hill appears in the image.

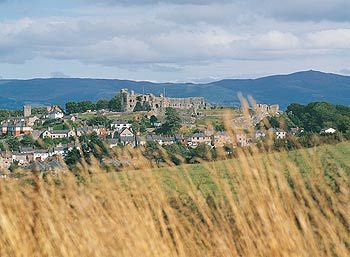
[0,70,349,109]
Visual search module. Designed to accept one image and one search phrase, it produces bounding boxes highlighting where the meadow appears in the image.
[0,142,349,257]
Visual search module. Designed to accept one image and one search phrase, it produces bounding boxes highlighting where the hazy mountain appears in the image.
[1,70,349,109]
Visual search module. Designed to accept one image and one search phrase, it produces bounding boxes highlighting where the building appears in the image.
[212,132,233,147]
[235,133,251,147]
[188,133,212,148]
[0,122,33,137]
[41,129,75,139]
[120,88,208,113]
[23,105,32,117]
[321,128,337,134]
[76,126,107,137]
[111,120,132,131]
[0,152,12,170]
[254,130,266,140]
[269,128,287,139]
[46,109,64,120]
[254,104,280,115]
[146,135,176,146]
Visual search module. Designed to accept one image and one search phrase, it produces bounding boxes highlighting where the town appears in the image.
[0,88,347,172]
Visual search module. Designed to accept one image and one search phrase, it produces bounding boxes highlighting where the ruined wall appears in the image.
[121,89,207,113]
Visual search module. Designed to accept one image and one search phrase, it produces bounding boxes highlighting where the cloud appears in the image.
[50,71,70,78]
[339,69,350,75]
[88,0,350,22]
[0,16,350,70]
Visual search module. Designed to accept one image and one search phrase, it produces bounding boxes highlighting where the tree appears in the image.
[20,135,35,147]
[96,99,110,110]
[64,148,82,167]
[143,102,151,112]
[65,102,78,115]
[159,108,181,135]
[143,141,164,163]
[150,115,158,126]
[87,116,111,127]
[109,93,122,112]
[6,137,20,151]
[133,102,143,112]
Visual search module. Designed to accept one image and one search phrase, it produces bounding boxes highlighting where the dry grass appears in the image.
[0,140,349,257]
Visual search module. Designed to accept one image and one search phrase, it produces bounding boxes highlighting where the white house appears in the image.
[254,130,266,140]
[41,129,74,139]
[46,110,64,120]
[111,120,132,131]
[33,150,50,162]
[269,128,287,140]
[187,133,212,148]
[321,128,337,134]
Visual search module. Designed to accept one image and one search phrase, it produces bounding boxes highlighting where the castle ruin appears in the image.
[120,89,208,113]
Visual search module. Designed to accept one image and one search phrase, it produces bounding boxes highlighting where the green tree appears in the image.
[87,116,111,127]
[133,102,143,112]
[96,99,110,110]
[64,148,82,167]
[109,93,122,112]
[150,115,158,126]
[20,135,35,147]
[159,108,181,135]
[6,137,20,151]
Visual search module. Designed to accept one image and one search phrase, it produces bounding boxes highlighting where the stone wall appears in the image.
[121,89,207,113]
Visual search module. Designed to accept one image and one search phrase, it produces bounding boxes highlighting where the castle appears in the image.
[120,89,208,113]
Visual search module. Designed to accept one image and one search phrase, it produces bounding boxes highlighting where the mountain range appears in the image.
[0,70,349,110]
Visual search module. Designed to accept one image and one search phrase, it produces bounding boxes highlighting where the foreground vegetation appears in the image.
[0,141,349,257]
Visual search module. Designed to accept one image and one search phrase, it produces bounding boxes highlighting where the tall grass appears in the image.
[0,140,349,257]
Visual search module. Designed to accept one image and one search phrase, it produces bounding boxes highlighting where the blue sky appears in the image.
[1,0,350,82]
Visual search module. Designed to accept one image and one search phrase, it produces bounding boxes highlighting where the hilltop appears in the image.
[0,70,350,109]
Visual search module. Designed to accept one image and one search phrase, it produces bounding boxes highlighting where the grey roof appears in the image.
[120,136,135,142]
[49,130,71,134]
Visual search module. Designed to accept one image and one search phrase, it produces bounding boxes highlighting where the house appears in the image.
[2,116,39,127]
[146,135,176,146]
[76,126,107,137]
[254,130,266,140]
[188,133,212,148]
[212,132,233,147]
[50,146,66,157]
[290,127,304,136]
[33,150,50,162]
[12,152,32,166]
[175,134,187,145]
[41,129,75,139]
[106,139,119,149]
[0,122,33,137]
[64,115,78,122]
[113,127,135,140]
[0,152,12,169]
[235,133,251,147]
[120,136,137,147]
[111,120,132,131]
[269,128,287,139]
[46,109,64,120]
[321,128,336,134]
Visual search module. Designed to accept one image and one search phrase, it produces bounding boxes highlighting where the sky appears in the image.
[0,0,350,82]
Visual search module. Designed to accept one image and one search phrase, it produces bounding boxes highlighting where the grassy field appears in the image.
[0,142,349,256]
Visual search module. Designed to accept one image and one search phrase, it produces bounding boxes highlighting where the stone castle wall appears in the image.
[121,89,207,113]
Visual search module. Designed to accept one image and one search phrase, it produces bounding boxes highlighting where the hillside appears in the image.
[0,70,350,109]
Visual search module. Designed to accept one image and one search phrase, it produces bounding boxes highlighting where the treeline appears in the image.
[65,94,122,114]
[262,102,350,134]
[0,109,22,121]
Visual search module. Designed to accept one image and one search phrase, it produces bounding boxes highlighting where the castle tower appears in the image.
[23,105,32,117]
